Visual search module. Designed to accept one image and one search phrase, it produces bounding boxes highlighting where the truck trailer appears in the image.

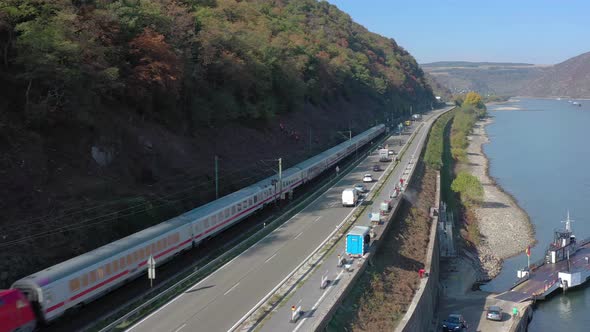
[346,226,371,256]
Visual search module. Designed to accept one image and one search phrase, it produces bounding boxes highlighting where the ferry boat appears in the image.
[511,212,590,300]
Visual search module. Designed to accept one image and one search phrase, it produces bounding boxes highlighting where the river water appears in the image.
[480,98,590,331]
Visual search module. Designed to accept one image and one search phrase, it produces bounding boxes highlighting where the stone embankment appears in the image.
[462,117,535,280]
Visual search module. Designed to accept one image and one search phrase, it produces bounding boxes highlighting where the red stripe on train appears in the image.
[193,180,304,240]
[42,139,372,315]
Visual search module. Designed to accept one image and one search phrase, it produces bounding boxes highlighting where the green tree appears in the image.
[451,171,484,205]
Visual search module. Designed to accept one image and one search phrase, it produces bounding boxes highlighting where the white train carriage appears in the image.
[11,124,385,324]
[12,214,194,322]
[185,183,269,244]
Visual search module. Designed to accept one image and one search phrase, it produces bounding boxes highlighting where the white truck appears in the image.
[342,188,359,207]
[379,148,390,162]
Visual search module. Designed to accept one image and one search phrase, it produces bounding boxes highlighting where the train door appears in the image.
[19,286,45,324]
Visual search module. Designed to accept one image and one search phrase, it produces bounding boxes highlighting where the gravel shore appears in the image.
[461,117,535,279]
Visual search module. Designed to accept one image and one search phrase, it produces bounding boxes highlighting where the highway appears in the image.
[259,108,450,332]
[127,108,450,332]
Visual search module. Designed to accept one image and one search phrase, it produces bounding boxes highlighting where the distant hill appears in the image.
[424,72,452,100]
[421,61,545,96]
[422,61,535,68]
[520,52,590,98]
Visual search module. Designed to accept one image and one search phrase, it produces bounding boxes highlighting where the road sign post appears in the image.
[148,255,156,288]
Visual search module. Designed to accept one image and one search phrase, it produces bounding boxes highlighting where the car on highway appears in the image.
[486,305,503,321]
[354,184,367,193]
[372,164,382,172]
[388,150,395,155]
[362,174,373,183]
[441,314,468,331]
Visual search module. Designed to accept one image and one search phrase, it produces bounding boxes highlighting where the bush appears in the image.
[451,171,483,205]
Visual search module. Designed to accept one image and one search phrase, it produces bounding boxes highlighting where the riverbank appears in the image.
[460,116,535,279]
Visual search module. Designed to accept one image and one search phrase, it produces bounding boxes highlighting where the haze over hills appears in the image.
[421,61,546,96]
[521,52,590,98]
[422,52,590,98]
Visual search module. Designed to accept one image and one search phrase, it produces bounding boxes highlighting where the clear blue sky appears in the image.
[327,0,590,64]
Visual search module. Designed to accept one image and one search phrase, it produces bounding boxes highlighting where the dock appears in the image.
[497,212,590,302]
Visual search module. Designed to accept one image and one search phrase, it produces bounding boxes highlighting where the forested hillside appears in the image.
[0,0,434,286]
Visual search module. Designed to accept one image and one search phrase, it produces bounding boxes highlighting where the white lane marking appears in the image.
[292,269,345,332]
[135,111,444,332]
[126,293,184,331]
[129,187,340,330]
[293,232,303,240]
[265,253,278,263]
[173,324,186,332]
[229,197,362,331]
[314,216,322,222]
[224,282,240,296]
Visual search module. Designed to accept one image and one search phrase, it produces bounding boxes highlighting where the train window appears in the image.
[90,270,97,284]
[113,260,119,273]
[133,251,138,262]
[140,249,145,260]
[145,246,150,257]
[224,208,229,218]
[97,268,104,280]
[254,196,258,204]
[152,243,157,253]
[81,274,88,288]
[232,206,236,215]
[248,198,252,206]
[163,238,168,248]
[69,278,80,292]
[120,257,126,269]
[211,214,217,224]
[237,203,241,212]
[156,241,162,251]
[218,212,223,222]
[126,254,132,266]
[204,218,210,228]
[106,263,111,276]
[175,233,180,243]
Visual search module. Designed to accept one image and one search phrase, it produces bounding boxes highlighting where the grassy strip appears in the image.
[449,95,486,246]
[424,110,455,169]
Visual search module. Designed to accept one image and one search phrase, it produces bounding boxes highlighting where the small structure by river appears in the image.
[498,212,590,302]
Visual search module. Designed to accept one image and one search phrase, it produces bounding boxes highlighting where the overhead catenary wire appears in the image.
[0,133,351,247]
[3,162,275,232]
[0,172,272,249]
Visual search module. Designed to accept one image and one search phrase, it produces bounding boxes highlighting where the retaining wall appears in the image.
[394,173,441,332]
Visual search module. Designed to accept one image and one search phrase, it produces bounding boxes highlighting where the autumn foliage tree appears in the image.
[1,0,435,128]
[129,28,182,95]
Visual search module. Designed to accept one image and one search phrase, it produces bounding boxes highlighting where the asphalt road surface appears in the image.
[260,108,450,332]
[127,108,449,332]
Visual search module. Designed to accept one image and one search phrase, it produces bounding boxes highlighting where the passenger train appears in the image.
[3,124,385,328]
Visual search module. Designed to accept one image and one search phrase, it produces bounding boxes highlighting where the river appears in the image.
[480,98,590,331]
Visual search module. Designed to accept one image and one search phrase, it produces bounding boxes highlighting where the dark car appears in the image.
[441,314,468,332]
[372,165,382,172]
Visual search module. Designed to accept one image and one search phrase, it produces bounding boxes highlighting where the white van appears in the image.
[342,188,359,207]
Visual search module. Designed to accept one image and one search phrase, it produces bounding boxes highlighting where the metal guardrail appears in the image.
[235,120,427,331]
[89,129,393,332]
